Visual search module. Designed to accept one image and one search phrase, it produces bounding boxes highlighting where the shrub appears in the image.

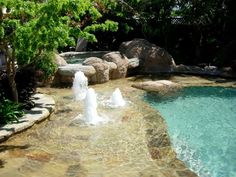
[34,51,57,79]
[0,99,24,124]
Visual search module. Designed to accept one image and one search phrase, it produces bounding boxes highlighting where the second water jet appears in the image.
[109,88,126,108]
[83,88,108,125]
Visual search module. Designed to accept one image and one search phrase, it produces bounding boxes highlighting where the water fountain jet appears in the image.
[109,88,126,108]
[72,71,88,101]
[84,88,106,125]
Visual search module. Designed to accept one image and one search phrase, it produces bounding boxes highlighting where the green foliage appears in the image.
[34,51,57,78]
[0,26,4,38]
[175,0,223,25]
[1,0,119,67]
[96,0,176,40]
[0,0,118,102]
[100,0,235,66]
[0,99,24,124]
[1,0,118,65]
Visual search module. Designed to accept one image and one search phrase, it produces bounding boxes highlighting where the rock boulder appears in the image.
[128,58,139,69]
[57,64,96,77]
[102,52,129,79]
[82,57,103,65]
[83,57,109,84]
[119,39,176,73]
[53,64,96,86]
[132,80,181,93]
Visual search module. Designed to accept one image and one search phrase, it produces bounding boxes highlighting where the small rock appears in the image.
[132,80,181,93]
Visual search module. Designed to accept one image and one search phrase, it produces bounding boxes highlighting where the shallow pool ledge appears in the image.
[0,94,55,142]
[143,104,198,177]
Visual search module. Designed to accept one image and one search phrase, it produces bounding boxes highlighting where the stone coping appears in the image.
[57,64,96,77]
[0,94,55,142]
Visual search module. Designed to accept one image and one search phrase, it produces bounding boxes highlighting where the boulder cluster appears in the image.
[54,39,175,85]
[53,38,235,86]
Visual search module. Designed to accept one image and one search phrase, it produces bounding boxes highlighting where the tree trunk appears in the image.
[5,46,18,103]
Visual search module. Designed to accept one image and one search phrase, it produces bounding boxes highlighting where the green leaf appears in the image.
[0,26,4,38]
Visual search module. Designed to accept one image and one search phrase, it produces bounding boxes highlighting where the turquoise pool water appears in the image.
[66,56,86,64]
[145,87,236,177]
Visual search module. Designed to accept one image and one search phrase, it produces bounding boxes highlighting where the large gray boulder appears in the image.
[119,39,176,73]
[102,52,129,79]
[83,57,109,83]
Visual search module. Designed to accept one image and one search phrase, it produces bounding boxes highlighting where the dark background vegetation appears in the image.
[0,68,36,105]
[87,0,236,68]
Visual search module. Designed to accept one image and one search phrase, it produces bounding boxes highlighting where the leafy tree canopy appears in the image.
[0,0,118,102]
[0,0,118,66]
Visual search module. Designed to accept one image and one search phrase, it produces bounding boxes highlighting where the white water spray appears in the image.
[109,88,126,108]
[72,71,88,101]
[84,88,105,125]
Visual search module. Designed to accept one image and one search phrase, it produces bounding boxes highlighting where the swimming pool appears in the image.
[145,86,236,177]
